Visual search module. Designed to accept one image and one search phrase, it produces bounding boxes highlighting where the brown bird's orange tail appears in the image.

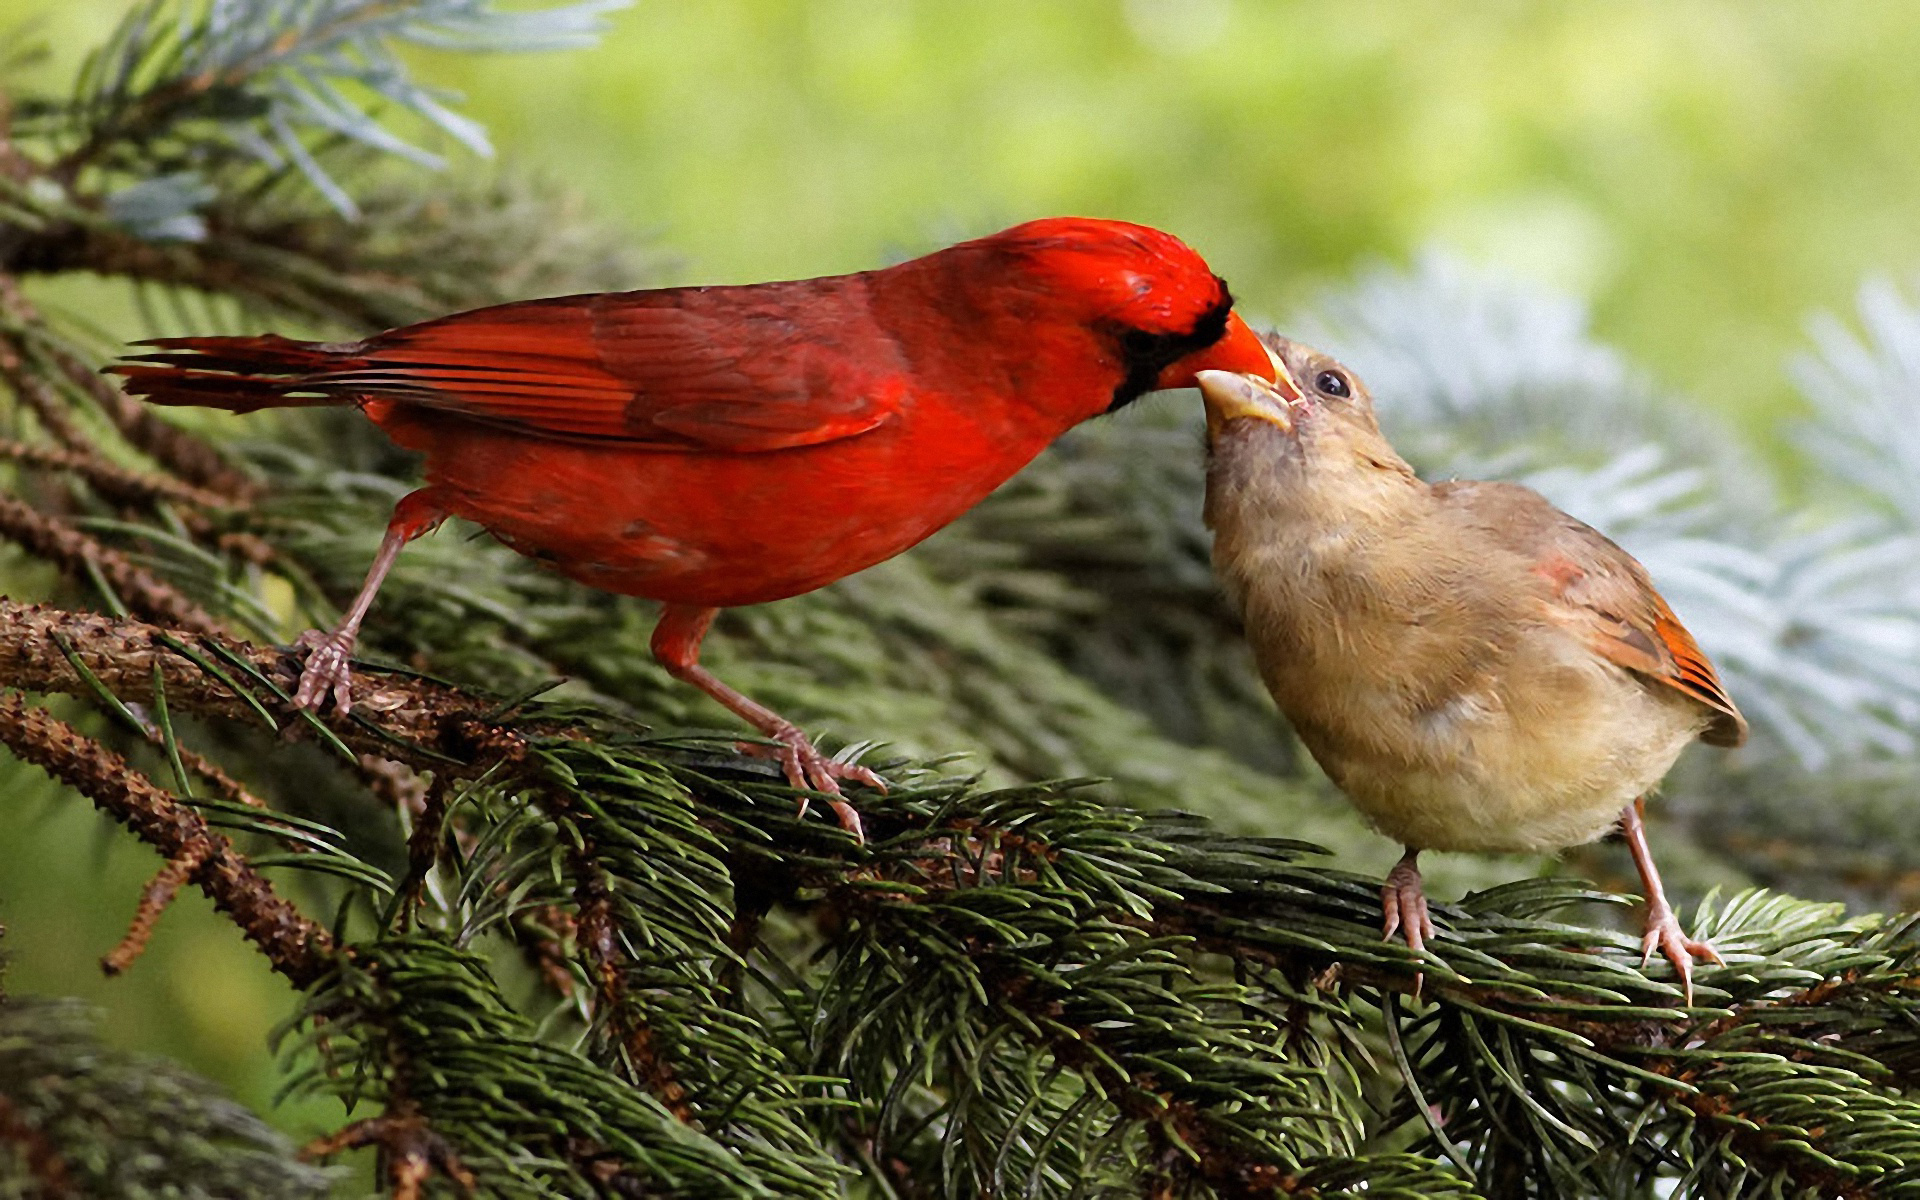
[112,334,366,413]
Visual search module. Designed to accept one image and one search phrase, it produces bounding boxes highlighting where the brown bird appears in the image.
[1196,338,1746,1001]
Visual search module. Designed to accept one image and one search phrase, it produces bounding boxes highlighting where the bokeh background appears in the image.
[7,0,1920,1144]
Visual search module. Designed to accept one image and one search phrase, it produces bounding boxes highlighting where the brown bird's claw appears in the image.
[1623,797,1721,1006]
[292,628,357,714]
[738,726,886,843]
[1639,903,1722,1006]
[1381,854,1434,952]
[1381,849,1435,997]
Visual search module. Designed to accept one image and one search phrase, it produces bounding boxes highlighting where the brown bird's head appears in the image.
[1197,335,1421,530]
[970,217,1279,411]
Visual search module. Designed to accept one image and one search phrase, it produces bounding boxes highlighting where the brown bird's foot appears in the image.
[1382,848,1434,998]
[1381,850,1435,953]
[737,724,886,841]
[292,628,357,713]
[1381,848,1435,953]
[1621,796,1720,1005]
[1638,900,1722,1007]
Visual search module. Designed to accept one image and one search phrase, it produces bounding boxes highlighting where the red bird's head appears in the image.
[976,217,1278,411]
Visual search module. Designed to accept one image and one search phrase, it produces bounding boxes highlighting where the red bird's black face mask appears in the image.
[1101,284,1237,412]
[964,217,1276,412]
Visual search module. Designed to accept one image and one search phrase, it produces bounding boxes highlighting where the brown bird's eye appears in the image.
[1315,370,1351,399]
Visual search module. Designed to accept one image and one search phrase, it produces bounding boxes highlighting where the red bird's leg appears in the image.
[650,603,884,840]
[1622,796,1721,1005]
[293,488,447,714]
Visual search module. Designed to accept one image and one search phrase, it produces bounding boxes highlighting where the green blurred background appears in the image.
[7,0,1920,1141]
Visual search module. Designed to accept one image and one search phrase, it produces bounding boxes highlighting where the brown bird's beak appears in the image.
[1155,312,1282,391]
[1195,362,1304,439]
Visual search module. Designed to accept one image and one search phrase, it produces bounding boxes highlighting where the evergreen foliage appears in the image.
[4,4,1920,1198]
[0,995,338,1197]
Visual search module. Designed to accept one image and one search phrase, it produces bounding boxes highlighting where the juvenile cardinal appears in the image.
[1197,339,1745,1001]
[116,217,1276,837]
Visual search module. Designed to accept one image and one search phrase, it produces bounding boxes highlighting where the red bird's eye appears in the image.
[1315,370,1351,399]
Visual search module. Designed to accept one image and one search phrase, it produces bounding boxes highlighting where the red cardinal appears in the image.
[117,217,1276,836]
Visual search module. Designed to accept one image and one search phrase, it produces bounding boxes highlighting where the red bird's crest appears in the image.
[983,216,1235,332]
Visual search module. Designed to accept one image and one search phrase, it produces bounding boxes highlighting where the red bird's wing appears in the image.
[365,286,905,451]
[1444,481,1748,748]
[140,283,908,453]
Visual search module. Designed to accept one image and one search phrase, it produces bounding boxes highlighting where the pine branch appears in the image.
[7,597,1920,1194]
[48,0,630,213]
[0,434,233,509]
[0,690,333,985]
[0,1093,74,1199]
[292,936,826,1199]
[0,598,529,771]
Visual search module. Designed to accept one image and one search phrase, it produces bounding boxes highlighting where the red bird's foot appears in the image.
[1640,903,1722,1006]
[738,725,887,841]
[293,628,357,713]
[1380,849,1435,954]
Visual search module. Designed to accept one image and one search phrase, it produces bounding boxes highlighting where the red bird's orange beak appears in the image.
[1155,312,1282,392]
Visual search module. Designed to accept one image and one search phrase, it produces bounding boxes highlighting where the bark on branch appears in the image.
[0,599,528,775]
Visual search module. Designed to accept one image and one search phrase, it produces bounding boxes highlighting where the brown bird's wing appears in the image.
[126,280,908,453]
[1436,481,1748,747]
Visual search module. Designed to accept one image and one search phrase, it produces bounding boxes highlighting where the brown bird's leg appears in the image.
[1622,795,1721,1005]
[295,488,447,714]
[1382,847,1435,998]
[1381,847,1435,953]
[650,603,884,840]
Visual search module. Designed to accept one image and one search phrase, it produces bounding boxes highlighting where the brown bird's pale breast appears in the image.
[1208,432,1724,855]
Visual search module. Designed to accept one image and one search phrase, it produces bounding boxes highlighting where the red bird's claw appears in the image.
[1640,907,1723,1005]
[292,629,356,714]
[737,729,885,842]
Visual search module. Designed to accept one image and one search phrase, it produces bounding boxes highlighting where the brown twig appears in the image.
[101,847,209,975]
[170,742,269,808]
[392,765,446,924]
[0,339,89,449]
[302,1113,477,1200]
[0,493,226,635]
[0,428,275,569]
[0,690,333,985]
[572,853,694,1121]
[509,904,579,1000]
[0,275,255,498]
[0,436,235,510]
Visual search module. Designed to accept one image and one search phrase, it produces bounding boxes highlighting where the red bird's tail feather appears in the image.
[113,334,368,413]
